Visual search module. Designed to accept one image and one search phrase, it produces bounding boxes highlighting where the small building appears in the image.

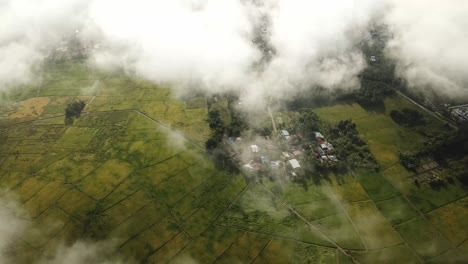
[261,156,270,165]
[270,161,282,170]
[314,132,325,139]
[251,145,259,153]
[292,150,303,157]
[242,163,257,176]
[317,147,325,156]
[281,130,290,137]
[370,56,377,62]
[227,137,235,145]
[288,159,301,169]
[320,143,334,151]
[282,152,291,159]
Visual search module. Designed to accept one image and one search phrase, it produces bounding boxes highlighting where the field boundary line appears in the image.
[216,223,343,251]
[349,170,424,262]
[165,233,194,264]
[165,169,220,211]
[139,151,187,170]
[117,216,172,251]
[20,178,52,206]
[249,238,272,264]
[209,232,247,264]
[259,183,361,264]
[423,194,468,215]
[30,185,73,219]
[101,186,143,212]
[320,181,368,252]
[378,172,458,252]
[100,201,155,238]
[210,181,249,228]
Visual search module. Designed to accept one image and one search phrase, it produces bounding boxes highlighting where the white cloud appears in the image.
[0,0,89,88]
[384,0,468,99]
[1,0,467,104]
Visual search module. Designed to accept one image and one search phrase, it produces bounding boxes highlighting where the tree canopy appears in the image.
[65,100,86,125]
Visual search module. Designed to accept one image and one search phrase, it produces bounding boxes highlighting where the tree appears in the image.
[399,152,419,170]
[207,109,225,136]
[65,100,86,125]
[205,138,218,150]
[297,110,321,136]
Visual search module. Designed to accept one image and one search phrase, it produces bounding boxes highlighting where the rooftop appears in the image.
[288,159,301,169]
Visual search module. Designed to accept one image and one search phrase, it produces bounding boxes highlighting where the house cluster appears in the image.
[241,142,285,179]
[279,130,306,179]
[233,125,339,181]
[228,136,282,179]
[450,106,468,123]
[313,132,338,162]
[236,128,307,180]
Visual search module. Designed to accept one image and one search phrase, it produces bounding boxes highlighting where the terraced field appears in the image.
[0,60,467,263]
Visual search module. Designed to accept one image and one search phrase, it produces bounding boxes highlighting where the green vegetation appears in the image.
[396,218,453,260]
[390,108,425,127]
[328,120,379,171]
[375,196,419,224]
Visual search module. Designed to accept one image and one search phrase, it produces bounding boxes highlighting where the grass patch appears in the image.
[427,198,468,246]
[78,159,133,200]
[290,243,336,264]
[345,201,402,250]
[120,218,181,262]
[214,232,271,264]
[313,213,366,250]
[375,196,419,225]
[175,226,243,264]
[56,189,97,222]
[23,180,70,217]
[353,244,420,264]
[144,232,191,263]
[396,217,452,259]
[382,164,415,194]
[329,173,369,203]
[252,239,296,264]
[315,103,370,124]
[354,170,401,201]
[407,180,468,213]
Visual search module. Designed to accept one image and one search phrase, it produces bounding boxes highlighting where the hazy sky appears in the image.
[1,0,467,104]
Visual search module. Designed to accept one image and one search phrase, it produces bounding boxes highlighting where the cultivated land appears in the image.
[0,59,467,263]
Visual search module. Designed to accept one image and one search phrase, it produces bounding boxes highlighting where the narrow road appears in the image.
[268,106,277,134]
[395,91,458,130]
[267,97,278,134]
